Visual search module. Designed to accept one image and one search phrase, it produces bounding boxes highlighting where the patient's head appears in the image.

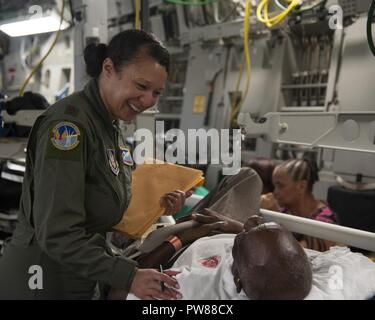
[231,215,312,300]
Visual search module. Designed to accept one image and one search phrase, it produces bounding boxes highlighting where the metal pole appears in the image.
[260,209,375,252]
[183,195,375,252]
[141,0,150,32]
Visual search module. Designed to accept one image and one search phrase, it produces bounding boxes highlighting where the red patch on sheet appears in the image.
[198,255,221,268]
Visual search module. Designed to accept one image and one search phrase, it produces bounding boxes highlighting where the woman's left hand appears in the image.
[160,190,194,215]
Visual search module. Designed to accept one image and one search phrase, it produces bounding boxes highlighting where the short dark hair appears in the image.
[246,158,276,194]
[83,29,170,78]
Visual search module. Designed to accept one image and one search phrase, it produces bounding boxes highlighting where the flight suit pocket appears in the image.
[11,223,35,247]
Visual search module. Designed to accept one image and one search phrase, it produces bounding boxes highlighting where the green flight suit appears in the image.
[0,79,138,299]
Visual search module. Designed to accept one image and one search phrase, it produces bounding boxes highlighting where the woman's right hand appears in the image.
[129,268,182,300]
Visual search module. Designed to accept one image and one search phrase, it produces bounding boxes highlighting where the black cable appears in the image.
[204,69,222,126]
[202,4,210,25]
[367,0,375,57]
[68,0,75,26]
[141,0,150,32]
[182,5,190,28]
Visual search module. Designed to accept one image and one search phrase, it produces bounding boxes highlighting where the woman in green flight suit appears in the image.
[0,30,188,300]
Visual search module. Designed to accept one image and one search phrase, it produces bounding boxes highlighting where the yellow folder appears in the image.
[113,160,204,239]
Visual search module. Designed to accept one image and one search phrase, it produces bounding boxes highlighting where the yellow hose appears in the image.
[231,0,252,122]
[256,0,300,28]
[241,0,252,108]
[135,0,141,30]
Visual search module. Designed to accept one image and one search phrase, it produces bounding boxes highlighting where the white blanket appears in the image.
[128,234,375,300]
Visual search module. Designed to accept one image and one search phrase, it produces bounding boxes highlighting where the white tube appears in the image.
[260,209,375,252]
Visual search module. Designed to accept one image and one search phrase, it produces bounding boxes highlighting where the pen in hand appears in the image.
[160,264,165,292]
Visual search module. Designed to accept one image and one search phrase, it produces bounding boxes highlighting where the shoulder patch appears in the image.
[107,149,120,175]
[51,121,81,151]
[120,147,134,166]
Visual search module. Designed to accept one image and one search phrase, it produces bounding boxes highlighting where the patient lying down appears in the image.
[127,215,313,300]
[125,213,375,300]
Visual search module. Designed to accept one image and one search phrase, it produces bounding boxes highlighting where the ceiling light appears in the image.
[0,11,69,37]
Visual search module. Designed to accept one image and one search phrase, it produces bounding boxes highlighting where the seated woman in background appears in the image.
[262,158,340,251]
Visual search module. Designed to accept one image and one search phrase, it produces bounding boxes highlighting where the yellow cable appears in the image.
[241,0,251,108]
[19,0,65,96]
[264,0,299,27]
[231,0,252,122]
[256,0,300,28]
[135,0,141,30]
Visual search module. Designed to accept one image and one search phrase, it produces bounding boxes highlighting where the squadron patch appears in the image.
[107,149,120,175]
[51,122,80,151]
[120,147,134,166]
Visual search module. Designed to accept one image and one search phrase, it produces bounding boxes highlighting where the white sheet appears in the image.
[127,234,375,300]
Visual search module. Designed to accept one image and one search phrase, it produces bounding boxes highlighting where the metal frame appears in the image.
[261,209,375,252]
[186,194,375,252]
[238,111,375,153]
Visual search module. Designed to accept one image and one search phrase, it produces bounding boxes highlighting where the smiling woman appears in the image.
[99,58,167,121]
[84,31,169,121]
[0,30,188,300]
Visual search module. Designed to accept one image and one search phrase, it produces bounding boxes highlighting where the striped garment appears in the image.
[311,205,340,225]
[282,204,340,251]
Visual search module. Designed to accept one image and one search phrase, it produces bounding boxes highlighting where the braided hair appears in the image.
[277,158,319,192]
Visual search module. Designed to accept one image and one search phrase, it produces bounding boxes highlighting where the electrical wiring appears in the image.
[204,68,222,126]
[164,0,218,6]
[209,1,239,24]
[240,0,251,108]
[19,0,66,96]
[295,0,326,14]
[367,0,375,57]
[230,0,251,124]
[68,0,75,26]
[230,54,245,124]
[276,0,327,15]
[135,0,141,30]
[256,0,301,28]
[275,0,288,10]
